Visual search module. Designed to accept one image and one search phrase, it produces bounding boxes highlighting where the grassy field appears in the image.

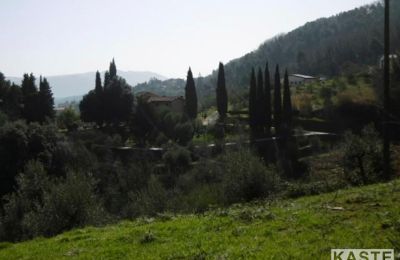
[0,180,399,259]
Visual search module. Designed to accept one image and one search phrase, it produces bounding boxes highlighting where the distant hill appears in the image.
[6,70,167,98]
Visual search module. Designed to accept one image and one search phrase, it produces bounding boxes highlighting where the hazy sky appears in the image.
[1,0,375,78]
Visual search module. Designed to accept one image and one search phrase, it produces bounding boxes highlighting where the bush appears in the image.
[27,171,105,237]
[220,150,280,204]
[0,161,105,241]
[56,107,80,131]
[127,175,168,217]
[341,125,384,184]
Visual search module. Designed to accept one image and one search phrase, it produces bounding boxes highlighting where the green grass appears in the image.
[1,180,399,259]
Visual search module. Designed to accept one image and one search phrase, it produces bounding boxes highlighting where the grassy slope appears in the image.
[1,180,399,259]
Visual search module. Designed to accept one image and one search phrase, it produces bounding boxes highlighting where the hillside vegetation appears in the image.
[1,180,399,259]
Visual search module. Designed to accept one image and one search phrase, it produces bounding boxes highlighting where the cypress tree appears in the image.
[104,71,111,88]
[38,77,55,122]
[109,58,117,79]
[248,68,257,130]
[95,71,102,94]
[256,68,264,129]
[282,69,293,131]
[274,65,282,134]
[216,62,228,120]
[184,67,198,119]
[21,73,38,122]
[264,62,272,135]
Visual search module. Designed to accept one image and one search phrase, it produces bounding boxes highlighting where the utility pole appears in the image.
[383,0,391,179]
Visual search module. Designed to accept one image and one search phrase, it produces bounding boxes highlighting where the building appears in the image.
[288,74,318,86]
[379,54,398,69]
[137,92,185,113]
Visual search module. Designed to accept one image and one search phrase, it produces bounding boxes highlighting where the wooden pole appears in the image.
[383,0,391,179]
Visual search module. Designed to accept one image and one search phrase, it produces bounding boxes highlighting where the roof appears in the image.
[290,74,317,79]
[147,96,183,103]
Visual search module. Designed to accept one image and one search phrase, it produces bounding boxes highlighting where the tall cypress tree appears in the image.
[185,67,198,119]
[95,71,102,94]
[21,73,38,122]
[282,69,293,131]
[256,68,265,129]
[264,62,272,135]
[216,62,228,120]
[274,65,282,134]
[109,58,117,79]
[248,68,257,130]
[38,77,55,122]
[104,71,111,88]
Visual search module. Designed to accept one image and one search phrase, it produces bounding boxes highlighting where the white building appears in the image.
[288,74,317,86]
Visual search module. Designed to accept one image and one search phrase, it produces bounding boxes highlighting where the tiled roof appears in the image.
[147,96,183,103]
[290,74,316,79]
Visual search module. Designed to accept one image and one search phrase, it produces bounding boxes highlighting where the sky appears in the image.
[0,0,376,79]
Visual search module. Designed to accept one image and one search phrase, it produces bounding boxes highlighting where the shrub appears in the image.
[26,171,105,237]
[128,175,168,217]
[220,150,280,204]
[341,125,384,184]
[0,161,105,241]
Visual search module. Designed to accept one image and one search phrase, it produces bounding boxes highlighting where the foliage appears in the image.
[341,125,384,184]
[248,68,257,131]
[56,107,80,131]
[79,60,134,126]
[0,161,104,241]
[38,77,55,122]
[184,68,198,119]
[273,65,282,133]
[216,62,228,120]
[220,150,280,204]
[264,62,272,134]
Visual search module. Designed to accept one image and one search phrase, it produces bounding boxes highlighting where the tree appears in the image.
[264,62,272,135]
[109,58,117,79]
[248,68,257,131]
[282,69,293,131]
[216,62,228,120]
[38,77,55,122]
[95,71,102,94]
[103,77,134,126]
[104,71,111,88]
[256,68,265,130]
[80,60,133,127]
[274,65,282,134]
[21,73,38,122]
[184,67,198,119]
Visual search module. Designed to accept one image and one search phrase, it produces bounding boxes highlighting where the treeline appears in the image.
[0,73,54,123]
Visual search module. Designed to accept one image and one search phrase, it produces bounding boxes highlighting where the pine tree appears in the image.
[264,62,272,135]
[38,77,55,122]
[256,68,265,129]
[248,68,257,130]
[95,71,102,94]
[282,69,293,131]
[274,65,282,134]
[109,58,117,79]
[216,62,228,120]
[184,67,198,119]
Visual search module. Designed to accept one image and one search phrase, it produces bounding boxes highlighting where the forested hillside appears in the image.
[142,1,400,101]
[207,1,400,91]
